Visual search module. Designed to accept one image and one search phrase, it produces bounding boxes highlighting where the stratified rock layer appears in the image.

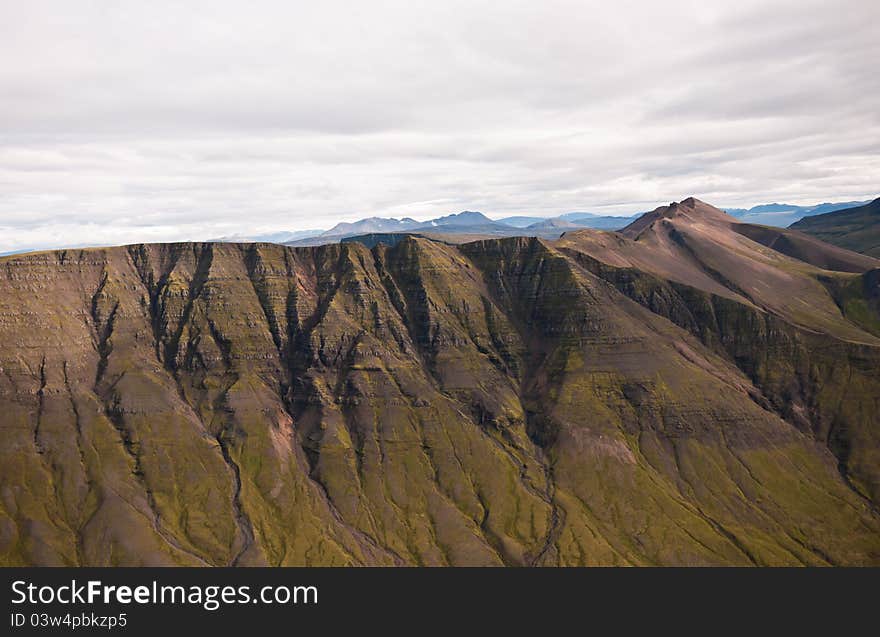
[1,201,879,565]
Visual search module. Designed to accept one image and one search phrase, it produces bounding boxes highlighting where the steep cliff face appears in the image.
[1,207,879,565]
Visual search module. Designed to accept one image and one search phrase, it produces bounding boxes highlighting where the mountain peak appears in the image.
[451,210,490,221]
[323,216,423,236]
[671,196,715,211]
[621,198,734,238]
[430,210,493,226]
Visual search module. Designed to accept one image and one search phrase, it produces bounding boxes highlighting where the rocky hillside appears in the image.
[1,199,879,566]
[790,197,880,257]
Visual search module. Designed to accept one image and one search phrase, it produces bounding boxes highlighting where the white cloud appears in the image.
[0,0,877,252]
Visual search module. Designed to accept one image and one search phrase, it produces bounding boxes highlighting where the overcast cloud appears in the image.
[1,0,878,253]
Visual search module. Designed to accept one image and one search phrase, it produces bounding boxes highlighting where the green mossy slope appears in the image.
[0,235,878,565]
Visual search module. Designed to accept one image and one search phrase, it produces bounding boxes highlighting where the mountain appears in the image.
[724,200,871,227]
[742,203,801,214]
[732,223,878,273]
[790,198,880,257]
[568,215,639,230]
[588,198,880,338]
[526,218,582,231]
[287,211,515,246]
[522,216,637,232]
[510,212,638,231]
[622,198,877,274]
[807,201,872,216]
[410,211,514,236]
[217,201,876,252]
[422,210,495,227]
[475,211,637,233]
[497,216,547,227]
[558,212,599,222]
[212,229,325,244]
[286,210,638,246]
[323,216,421,236]
[1,198,879,566]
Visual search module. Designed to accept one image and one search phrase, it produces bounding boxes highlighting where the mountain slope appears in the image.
[559,198,880,505]
[790,198,880,257]
[1,209,879,566]
[598,197,880,339]
[731,223,878,273]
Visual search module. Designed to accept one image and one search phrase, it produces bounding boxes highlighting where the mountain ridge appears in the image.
[790,197,880,257]
[1,199,879,566]
[6,198,873,258]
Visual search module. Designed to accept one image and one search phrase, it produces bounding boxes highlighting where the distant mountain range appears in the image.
[496,215,547,227]
[211,229,325,244]
[724,200,871,227]
[4,198,873,257]
[207,198,874,249]
[282,210,643,246]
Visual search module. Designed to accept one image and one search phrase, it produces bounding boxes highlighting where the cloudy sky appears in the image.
[1,0,877,253]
